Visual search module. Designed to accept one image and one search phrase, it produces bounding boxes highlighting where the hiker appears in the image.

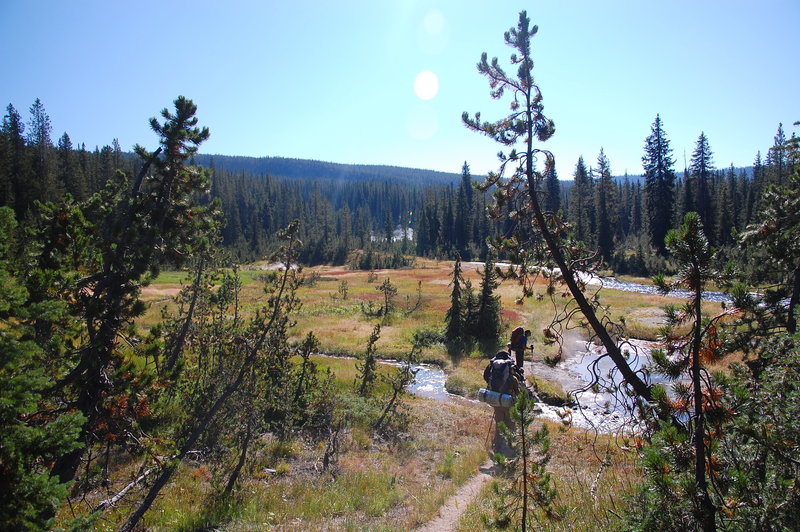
[509,326,533,369]
[482,350,522,457]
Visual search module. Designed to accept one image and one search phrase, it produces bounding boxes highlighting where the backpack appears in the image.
[510,326,525,350]
[486,357,515,395]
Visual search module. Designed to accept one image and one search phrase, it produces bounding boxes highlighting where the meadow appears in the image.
[144,258,719,365]
[120,259,729,530]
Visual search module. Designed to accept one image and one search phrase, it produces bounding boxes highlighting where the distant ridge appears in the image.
[194,154,461,186]
[193,154,753,187]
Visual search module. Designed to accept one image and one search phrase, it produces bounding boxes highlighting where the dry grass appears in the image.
[445,357,488,398]
[454,422,642,531]
[134,399,494,531]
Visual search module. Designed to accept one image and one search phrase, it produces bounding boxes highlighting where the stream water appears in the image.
[580,272,732,303]
[380,360,452,401]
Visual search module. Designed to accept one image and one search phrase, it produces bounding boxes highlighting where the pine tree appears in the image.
[461,161,474,209]
[27,98,58,203]
[642,114,676,254]
[48,96,221,486]
[0,207,84,530]
[463,10,653,402]
[677,166,693,225]
[690,132,714,233]
[445,254,467,343]
[714,164,735,246]
[741,138,800,334]
[384,208,394,247]
[568,156,593,244]
[765,123,788,186]
[2,104,29,216]
[630,180,643,236]
[474,251,502,341]
[56,131,88,201]
[544,165,560,214]
[593,148,616,262]
[492,393,560,529]
[455,179,470,255]
[355,324,381,397]
[336,204,353,264]
[650,212,721,531]
[0,113,13,207]
[462,162,476,253]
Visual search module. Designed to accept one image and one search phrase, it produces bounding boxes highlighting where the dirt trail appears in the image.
[414,460,494,532]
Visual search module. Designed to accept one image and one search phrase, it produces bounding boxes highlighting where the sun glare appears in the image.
[414,70,439,100]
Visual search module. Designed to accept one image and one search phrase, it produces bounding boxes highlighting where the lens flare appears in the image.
[413,70,439,100]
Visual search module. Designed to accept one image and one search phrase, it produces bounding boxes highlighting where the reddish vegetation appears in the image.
[501,308,523,324]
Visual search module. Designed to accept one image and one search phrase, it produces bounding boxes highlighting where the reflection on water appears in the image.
[380,360,452,402]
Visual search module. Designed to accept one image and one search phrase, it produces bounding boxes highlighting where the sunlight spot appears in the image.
[414,70,439,100]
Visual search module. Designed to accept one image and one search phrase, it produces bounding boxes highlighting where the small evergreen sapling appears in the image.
[491,392,561,529]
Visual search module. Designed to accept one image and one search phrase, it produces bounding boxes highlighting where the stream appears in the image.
[579,272,732,303]
[399,273,727,432]
[400,341,656,434]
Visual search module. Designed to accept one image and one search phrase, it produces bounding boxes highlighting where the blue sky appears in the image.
[1,1,797,179]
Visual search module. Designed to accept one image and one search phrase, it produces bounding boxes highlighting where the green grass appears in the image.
[128,399,494,532]
[528,374,570,406]
[445,357,488,398]
[234,469,404,524]
[312,355,396,394]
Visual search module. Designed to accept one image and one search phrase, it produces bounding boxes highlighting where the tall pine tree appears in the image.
[568,156,593,244]
[593,148,615,262]
[642,114,676,254]
[689,131,714,234]
[463,10,654,402]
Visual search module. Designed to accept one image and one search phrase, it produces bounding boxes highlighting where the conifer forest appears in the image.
[1,9,799,532]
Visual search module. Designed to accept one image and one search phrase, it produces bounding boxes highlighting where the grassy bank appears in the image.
[141,261,726,398]
[145,261,721,353]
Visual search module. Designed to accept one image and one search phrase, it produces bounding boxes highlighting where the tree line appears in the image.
[2,98,792,276]
[561,118,794,276]
[0,100,496,266]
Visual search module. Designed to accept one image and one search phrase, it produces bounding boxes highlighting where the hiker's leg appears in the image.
[493,406,515,458]
[514,349,523,368]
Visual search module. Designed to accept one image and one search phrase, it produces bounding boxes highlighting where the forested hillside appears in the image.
[192,153,461,185]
